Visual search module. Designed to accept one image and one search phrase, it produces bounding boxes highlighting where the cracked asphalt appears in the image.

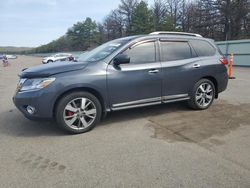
[0,56,250,188]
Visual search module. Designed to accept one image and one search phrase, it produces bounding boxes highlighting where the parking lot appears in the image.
[1,56,250,187]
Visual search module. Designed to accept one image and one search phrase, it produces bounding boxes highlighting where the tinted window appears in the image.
[122,42,156,64]
[160,41,192,61]
[190,40,216,57]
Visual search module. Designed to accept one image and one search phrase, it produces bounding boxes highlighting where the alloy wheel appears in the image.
[63,98,97,130]
[195,82,214,108]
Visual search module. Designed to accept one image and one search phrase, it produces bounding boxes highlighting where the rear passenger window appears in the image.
[190,40,216,57]
[122,41,156,64]
[160,41,192,61]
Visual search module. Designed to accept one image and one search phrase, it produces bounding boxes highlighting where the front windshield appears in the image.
[77,39,129,62]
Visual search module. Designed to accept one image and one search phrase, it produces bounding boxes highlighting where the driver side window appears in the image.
[122,41,156,64]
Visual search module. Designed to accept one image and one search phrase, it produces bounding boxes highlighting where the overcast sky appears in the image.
[0,0,153,47]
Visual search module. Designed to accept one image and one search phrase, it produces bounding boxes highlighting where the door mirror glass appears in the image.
[113,54,130,65]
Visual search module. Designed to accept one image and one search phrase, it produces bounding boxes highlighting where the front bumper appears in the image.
[13,89,55,121]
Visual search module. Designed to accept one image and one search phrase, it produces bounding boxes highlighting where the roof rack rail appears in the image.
[149,31,202,37]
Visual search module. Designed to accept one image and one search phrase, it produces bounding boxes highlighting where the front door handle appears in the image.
[193,64,201,68]
[148,69,159,74]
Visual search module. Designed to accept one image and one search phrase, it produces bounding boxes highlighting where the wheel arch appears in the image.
[53,87,107,118]
[201,76,218,98]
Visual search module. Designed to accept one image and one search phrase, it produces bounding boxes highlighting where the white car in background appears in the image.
[6,54,17,59]
[42,53,72,64]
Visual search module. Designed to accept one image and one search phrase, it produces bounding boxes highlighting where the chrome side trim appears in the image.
[163,97,190,103]
[111,94,190,111]
[162,94,189,100]
[112,97,161,108]
[112,101,161,111]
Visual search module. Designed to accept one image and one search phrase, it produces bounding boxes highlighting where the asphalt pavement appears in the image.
[0,56,250,188]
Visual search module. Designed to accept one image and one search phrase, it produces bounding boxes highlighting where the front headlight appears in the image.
[18,77,56,92]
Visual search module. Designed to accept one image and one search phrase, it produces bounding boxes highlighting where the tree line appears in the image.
[30,0,250,53]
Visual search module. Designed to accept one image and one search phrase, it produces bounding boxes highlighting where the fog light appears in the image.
[26,105,35,114]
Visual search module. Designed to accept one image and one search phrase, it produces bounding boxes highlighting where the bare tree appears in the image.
[118,0,139,34]
[231,0,250,39]
[151,0,168,30]
[33,0,250,53]
[104,9,124,40]
[165,0,182,28]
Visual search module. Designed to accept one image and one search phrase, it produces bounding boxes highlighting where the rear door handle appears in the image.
[148,69,159,74]
[193,64,200,68]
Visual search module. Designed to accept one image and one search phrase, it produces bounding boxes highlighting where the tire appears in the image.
[188,79,215,110]
[47,60,53,64]
[55,91,102,134]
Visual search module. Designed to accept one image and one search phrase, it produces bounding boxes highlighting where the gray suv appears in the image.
[13,32,228,134]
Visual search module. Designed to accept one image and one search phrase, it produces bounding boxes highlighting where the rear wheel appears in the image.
[55,91,102,134]
[188,79,215,110]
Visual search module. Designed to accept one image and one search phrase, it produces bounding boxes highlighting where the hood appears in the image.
[20,61,87,78]
[42,56,51,60]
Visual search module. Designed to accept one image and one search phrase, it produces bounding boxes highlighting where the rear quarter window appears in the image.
[190,40,216,57]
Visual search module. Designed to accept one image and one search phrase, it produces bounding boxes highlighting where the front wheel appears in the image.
[188,79,215,110]
[55,91,102,134]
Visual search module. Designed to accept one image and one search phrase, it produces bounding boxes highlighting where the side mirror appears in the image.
[113,54,130,66]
